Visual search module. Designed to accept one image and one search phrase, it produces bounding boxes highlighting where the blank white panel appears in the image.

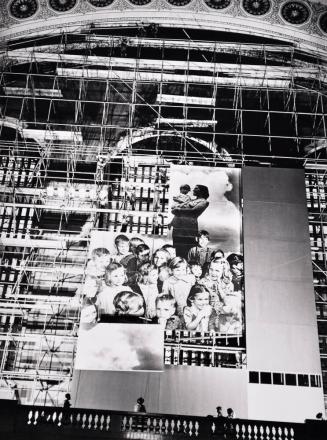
[246,323,321,373]
[72,367,249,418]
[245,279,317,326]
[247,384,324,423]
[243,167,322,373]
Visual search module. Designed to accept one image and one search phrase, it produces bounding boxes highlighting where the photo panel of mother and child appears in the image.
[75,165,244,372]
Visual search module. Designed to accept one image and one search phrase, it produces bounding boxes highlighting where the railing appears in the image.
[0,400,326,440]
[26,409,300,439]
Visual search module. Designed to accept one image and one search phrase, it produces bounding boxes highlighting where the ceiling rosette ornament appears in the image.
[48,0,78,12]
[318,12,327,34]
[242,0,271,16]
[166,0,192,6]
[203,0,231,9]
[128,0,152,5]
[280,1,310,25]
[87,0,115,6]
[9,0,38,19]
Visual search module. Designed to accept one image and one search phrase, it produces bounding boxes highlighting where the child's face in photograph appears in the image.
[193,292,209,310]
[96,254,111,268]
[80,305,97,324]
[130,240,144,254]
[156,301,175,319]
[153,251,168,268]
[116,240,130,255]
[110,267,125,286]
[231,261,243,277]
[213,250,224,259]
[172,263,187,279]
[208,262,223,281]
[198,236,209,248]
[193,185,200,197]
[191,265,202,278]
[137,249,150,264]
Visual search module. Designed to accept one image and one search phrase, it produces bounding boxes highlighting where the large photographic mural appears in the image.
[76,165,244,371]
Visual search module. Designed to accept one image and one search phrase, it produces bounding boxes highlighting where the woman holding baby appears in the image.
[170,184,209,259]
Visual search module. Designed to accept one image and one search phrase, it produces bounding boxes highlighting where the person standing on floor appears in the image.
[134,397,146,413]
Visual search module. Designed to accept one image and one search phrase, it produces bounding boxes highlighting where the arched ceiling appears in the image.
[0,0,326,58]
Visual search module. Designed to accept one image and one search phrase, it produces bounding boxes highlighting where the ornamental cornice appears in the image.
[110,0,134,11]
[0,0,326,54]
[191,0,210,13]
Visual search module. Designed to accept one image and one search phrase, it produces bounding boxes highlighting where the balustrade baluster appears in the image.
[27,410,33,425]
[240,423,246,439]
[52,411,57,425]
[75,412,81,428]
[211,421,216,434]
[265,425,271,440]
[277,426,282,440]
[253,423,259,440]
[234,422,240,439]
[33,410,39,426]
[69,413,74,425]
[146,416,152,432]
[105,415,110,431]
[195,420,199,436]
[189,420,194,436]
[87,414,93,429]
[27,411,33,425]
[81,413,87,429]
[210,419,215,434]
[45,411,52,424]
[171,419,175,434]
[57,411,62,427]
[99,414,104,430]
[94,414,99,430]
[164,418,169,434]
[121,415,127,431]
[271,425,277,440]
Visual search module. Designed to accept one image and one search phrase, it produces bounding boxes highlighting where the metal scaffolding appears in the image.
[0,30,326,405]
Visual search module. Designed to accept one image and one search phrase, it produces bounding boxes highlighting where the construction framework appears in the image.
[0,26,326,407]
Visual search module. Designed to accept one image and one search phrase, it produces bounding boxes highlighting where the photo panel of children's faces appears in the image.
[166,165,244,335]
[79,228,245,338]
[75,323,164,372]
[80,231,174,326]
